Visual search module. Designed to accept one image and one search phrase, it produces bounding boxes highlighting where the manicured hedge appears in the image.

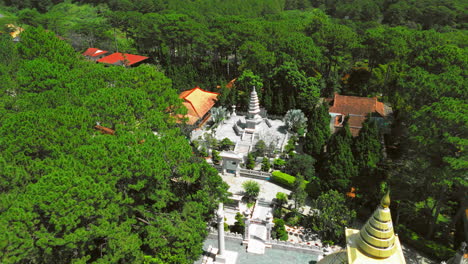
[396,224,455,261]
[271,171,309,189]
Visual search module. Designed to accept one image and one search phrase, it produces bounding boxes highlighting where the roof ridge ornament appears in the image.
[381,190,391,208]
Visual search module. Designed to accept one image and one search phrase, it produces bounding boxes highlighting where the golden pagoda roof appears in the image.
[345,192,406,263]
[345,229,405,264]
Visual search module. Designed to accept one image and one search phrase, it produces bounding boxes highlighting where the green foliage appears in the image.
[308,190,356,244]
[284,211,301,226]
[275,192,288,207]
[352,118,383,202]
[246,153,255,170]
[218,137,234,151]
[272,219,288,241]
[271,171,296,188]
[0,28,228,263]
[397,225,455,261]
[273,158,286,170]
[283,109,308,133]
[320,122,357,192]
[199,147,208,157]
[271,171,310,190]
[303,102,330,158]
[410,97,467,172]
[17,27,77,66]
[291,173,307,209]
[202,133,218,151]
[261,157,271,172]
[236,70,263,110]
[254,140,267,157]
[283,137,297,156]
[231,212,245,234]
[2,0,466,257]
[212,149,221,165]
[285,154,315,181]
[242,180,260,201]
[210,107,227,128]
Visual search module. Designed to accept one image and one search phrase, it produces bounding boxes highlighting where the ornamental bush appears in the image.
[271,171,309,189]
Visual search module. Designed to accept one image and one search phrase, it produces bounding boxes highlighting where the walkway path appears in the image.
[247,197,274,254]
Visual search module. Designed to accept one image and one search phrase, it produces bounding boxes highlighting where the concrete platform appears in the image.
[214,249,238,264]
[247,238,265,254]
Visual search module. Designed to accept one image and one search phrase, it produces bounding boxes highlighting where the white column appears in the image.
[217,203,225,256]
[266,212,274,244]
[244,218,250,242]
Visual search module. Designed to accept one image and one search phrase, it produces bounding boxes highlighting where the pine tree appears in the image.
[320,120,357,192]
[303,102,330,158]
[353,118,382,174]
[352,118,383,201]
[291,173,307,209]
[246,153,256,169]
[261,157,271,172]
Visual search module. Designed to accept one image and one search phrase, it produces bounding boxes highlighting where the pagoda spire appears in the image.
[248,86,261,120]
[356,191,398,259]
[245,86,263,130]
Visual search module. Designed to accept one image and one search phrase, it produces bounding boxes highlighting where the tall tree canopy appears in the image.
[0,27,228,263]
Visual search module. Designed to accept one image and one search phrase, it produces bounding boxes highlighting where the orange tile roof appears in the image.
[330,94,389,137]
[329,93,386,117]
[97,52,148,66]
[83,48,108,57]
[179,87,219,125]
[348,115,367,128]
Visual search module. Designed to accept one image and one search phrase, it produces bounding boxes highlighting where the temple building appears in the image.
[318,192,406,264]
[82,48,109,61]
[179,86,219,126]
[191,87,289,175]
[97,52,149,67]
[327,93,392,137]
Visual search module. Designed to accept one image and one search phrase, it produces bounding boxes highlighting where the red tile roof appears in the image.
[97,52,149,66]
[82,48,108,57]
[329,93,386,117]
[179,87,219,125]
[329,93,389,137]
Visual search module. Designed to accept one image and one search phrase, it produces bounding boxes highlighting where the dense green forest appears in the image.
[0,27,228,263]
[0,0,467,262]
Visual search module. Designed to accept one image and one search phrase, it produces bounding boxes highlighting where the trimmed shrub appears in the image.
[271,171,296,188]
[271,171,310,190]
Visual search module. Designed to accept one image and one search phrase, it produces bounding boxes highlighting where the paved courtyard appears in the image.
[196,238,319,264]
[221,174,291,203]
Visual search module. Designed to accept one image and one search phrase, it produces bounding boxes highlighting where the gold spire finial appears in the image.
[381,191,391,208]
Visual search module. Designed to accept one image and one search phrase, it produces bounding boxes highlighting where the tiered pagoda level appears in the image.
[318,192,406,264]
[246,87,263,128]
[355,192,398,258]
[247,87,261,120]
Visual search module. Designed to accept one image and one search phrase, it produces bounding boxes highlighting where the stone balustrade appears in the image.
[268,239,324,254]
